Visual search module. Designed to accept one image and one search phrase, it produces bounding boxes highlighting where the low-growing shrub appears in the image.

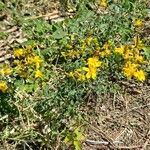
[0,0,149,149]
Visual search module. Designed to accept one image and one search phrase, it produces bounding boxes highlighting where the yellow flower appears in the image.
[86,37,93,46]
[77,73,85,81]
[123,49,134,60]
[68,72,74,78]
[35,70,43,78]
[0,65,12,76]
[99,0,108,8]
[26,55,43,69]
[68,50,80,59]
[135,55,144,63]
[68,70,83,81]
[13,49,24,58]
[28,56,42,63]
[99,42,111,57]
[103,42,110,50]
[134,70,145,81]
[123,61,138,79]
[115,45,125,55]
[33,56,43,66]
[81,57,102,79]
[14,61,25,76]
[133,36,144,50]
[87,57,102,68]
[134,19,143,27]
[100,49,111,57]
[68,70,85,81]
[0,81,8,93]
[24,45,33,54]
[83,67,97,79]
[13,59,20,65]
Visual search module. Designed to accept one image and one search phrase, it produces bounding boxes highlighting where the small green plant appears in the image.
[64,127,85,150]
[0,32,8,40]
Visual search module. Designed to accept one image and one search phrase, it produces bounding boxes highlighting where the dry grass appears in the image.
[82,85,150,149]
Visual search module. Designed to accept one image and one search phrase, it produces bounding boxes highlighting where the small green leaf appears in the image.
[74,128,85,141]
[73,140,81,150]
[64,134,72,144]
[52,29,67,39]
[143,47,150,59]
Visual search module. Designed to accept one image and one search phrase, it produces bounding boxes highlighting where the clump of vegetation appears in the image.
[64,36,147,82]
[0,0,149,149]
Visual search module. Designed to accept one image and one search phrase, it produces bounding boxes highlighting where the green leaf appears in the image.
[64,134,72,144]
[73,140,81,150]
[0,1,5,10]
[143,47,150,59]
[74,128,85,141]
[52,28,67,39]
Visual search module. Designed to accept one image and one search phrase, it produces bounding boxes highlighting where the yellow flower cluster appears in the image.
[99,42,111,57]
[26,55,43,69]
[0,46,44,92]
[66,37,112,80]
[62,37,100,60]
[67,34,147,82]
[61,49,82,59]
[0,64,12,76]
[13,48,24,58]
[115,36,146,81]
[83,57,102,79]
[13,46,43,79]
[123,62,145,81]
[68,57,102,80]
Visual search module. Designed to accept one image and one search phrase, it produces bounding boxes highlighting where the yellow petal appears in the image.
[35,70,43,78]
[134,70,145,81]
[0,81,8,93]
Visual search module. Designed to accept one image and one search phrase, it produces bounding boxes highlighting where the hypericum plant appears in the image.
[62,35,147,82]
[0,45,44,93]
[115,36,147,81]
[13,46,43,78]
[0,0,149,149]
